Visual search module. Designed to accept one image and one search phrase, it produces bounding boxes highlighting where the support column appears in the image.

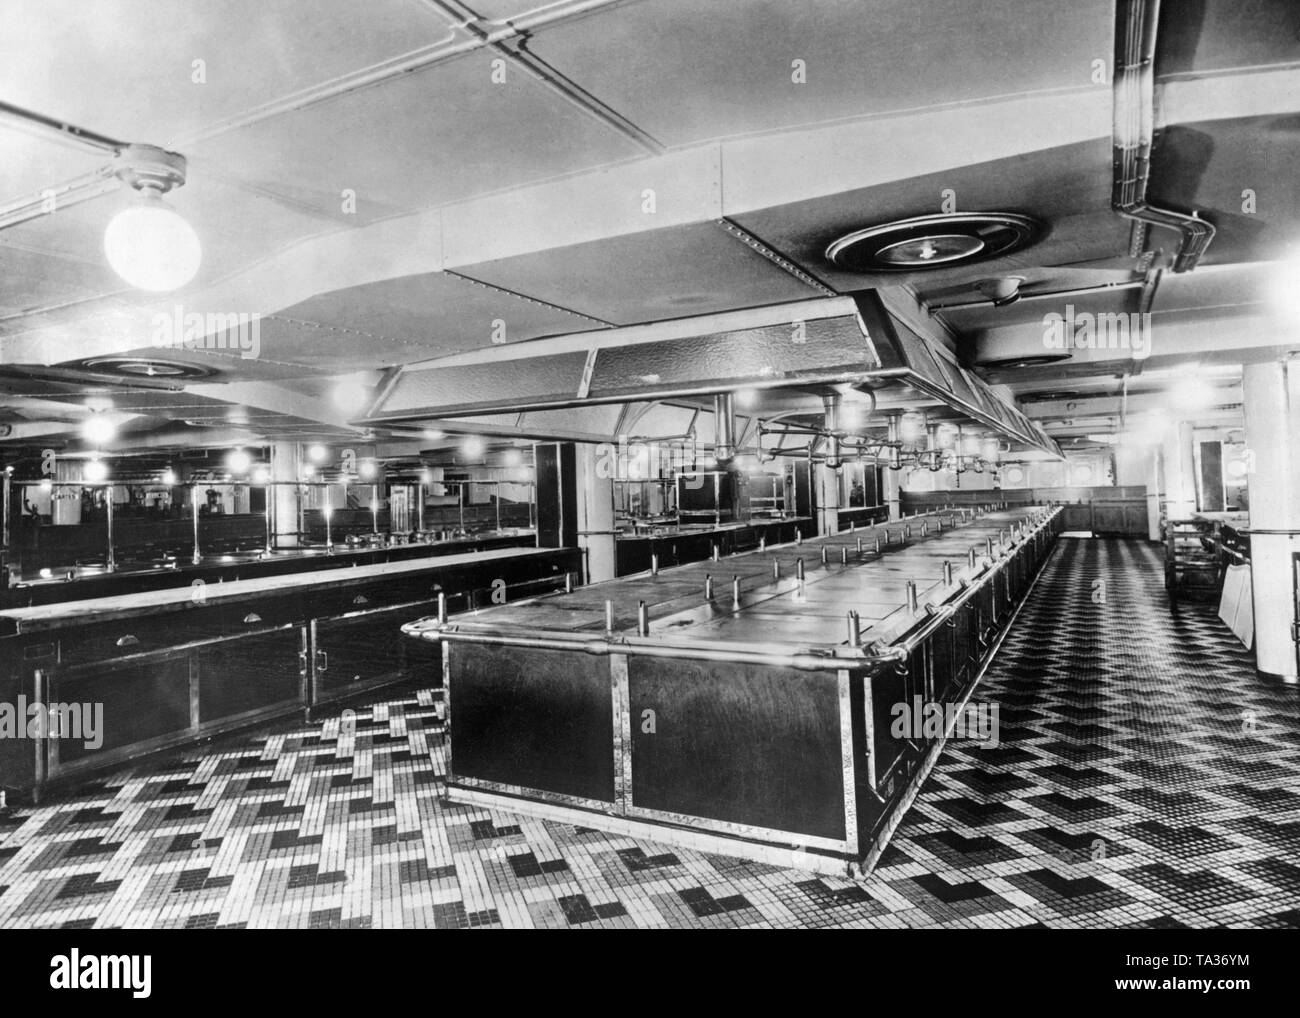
[1242,361,1300,681]
[882,466,902,521]
[269,442,302,549]
[1161,420,1197,520]
[1146,446,1162,541]
[52,458,82,526]
[816,463,840,535]
[575,443,617,583]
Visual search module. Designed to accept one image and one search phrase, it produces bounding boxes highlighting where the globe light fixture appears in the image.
[103,146,200,292]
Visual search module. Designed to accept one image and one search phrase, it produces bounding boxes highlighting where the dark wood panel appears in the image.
[450,643,615,803]
[54,657,191,763]
[628,657,846,840]
[197,631,302,723]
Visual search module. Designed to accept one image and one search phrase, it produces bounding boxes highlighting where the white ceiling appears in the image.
[1,0,1297,455]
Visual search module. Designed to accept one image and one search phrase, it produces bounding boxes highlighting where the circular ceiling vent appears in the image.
[825,212,1044,273]
[78,357,215,381]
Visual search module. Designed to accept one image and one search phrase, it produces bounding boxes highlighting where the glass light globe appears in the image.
[103,192,201,291]
[81,413,117,445]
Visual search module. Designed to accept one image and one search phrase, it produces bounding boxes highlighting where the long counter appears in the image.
[404,505,1064,877]
[1,529,536,608]
[0,544,581,802]
[614,516,814,576]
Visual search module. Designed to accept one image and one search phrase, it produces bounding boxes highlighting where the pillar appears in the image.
[1242,361,1300,681]
[269,442,302,548]
[1146,446,1162,541]
[52,458,82,525]
[882,465,902,521]
[1161,420,1197,520]
[575,443,617,583]
[816,463,840,535]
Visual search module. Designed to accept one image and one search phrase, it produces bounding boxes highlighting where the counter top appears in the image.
[0,545,564,635]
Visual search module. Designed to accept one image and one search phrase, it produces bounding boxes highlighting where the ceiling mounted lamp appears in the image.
[103,146,201,291]
[976,276,1025,307]
[825,213,1043,274]
[0,103,199,292]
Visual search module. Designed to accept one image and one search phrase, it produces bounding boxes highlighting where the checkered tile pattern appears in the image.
[2,537,1298,928]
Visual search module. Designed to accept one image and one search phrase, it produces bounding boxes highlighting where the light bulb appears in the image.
[462,436,485,458]
[104,191,201,292]
[84,459,109,483]
[307,444,328,463]
[226,449,252,474]
[81,414,117,445]
[161,468,177,486]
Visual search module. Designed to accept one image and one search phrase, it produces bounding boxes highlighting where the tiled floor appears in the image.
[2,537,1298,929]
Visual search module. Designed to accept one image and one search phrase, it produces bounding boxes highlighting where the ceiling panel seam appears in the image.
[442,268,616,327]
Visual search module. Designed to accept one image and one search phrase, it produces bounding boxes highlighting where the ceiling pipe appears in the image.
[713,393,736,462]
[1113,0,1215,273]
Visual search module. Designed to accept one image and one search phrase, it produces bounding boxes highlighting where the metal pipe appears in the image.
[565,571,574,593]
[105,490,116,572]
[264,482,274,555]
[705,574,714,600]
[841,546,848,565]
[605,599,614,634]
[772,560,780,580]
[417,482,425,533]
[731,575,740,608]
[943,560,953,585]
[637,601,649,637]
[650,553,659,576]
[821,393,842,469]
[795,558,805,581]
[820,545,828,565]
[1112,0,1215,272]
[2,469,10,553]
[847,610,861,648]
[906,580,918,613]
[713,392,736,462]
[191,484,201,565]
[437,592,448,624]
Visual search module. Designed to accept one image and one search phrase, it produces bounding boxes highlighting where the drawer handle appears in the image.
[315,649,329,673]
